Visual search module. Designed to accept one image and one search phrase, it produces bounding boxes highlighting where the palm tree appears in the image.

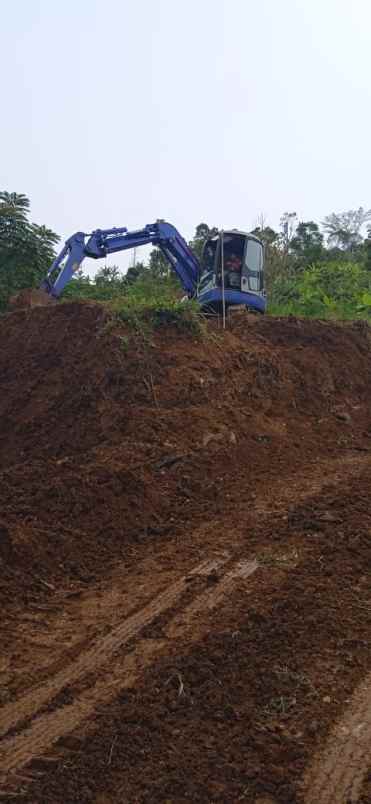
[0,192,30,221]
[31,224,60,249]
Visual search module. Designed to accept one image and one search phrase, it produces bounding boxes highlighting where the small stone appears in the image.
[323,695,332,703]
[206,569,219,585]
[320,511,340,523]
[202,431,223,447]
[335,411,351,423]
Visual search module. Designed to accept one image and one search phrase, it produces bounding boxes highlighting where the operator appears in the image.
[225,252,242,288]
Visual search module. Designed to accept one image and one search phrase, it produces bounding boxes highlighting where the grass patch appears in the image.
[64,275,206,338]
[108,278,206,337]
[112,299,205,336]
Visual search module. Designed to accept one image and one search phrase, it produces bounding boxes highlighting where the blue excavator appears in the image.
[36,221,266,313]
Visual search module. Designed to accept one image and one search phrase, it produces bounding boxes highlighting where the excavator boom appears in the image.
[41,222,199,298]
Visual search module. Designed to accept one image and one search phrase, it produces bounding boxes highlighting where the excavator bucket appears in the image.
[9,288,57,311]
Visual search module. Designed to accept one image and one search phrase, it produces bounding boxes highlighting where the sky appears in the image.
[1,0,371,270]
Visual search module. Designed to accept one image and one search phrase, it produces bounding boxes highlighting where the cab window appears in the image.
[243,239,263,291]
[220,234,245,289]
[199,240,218,292]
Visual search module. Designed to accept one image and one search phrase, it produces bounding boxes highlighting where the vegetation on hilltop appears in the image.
[1,191,371,321]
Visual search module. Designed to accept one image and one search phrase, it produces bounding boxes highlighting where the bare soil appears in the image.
[0,303,370,803]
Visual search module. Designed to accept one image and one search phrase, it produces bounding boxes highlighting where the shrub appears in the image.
[269,261,371,320]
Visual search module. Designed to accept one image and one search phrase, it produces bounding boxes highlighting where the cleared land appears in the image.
[0,304,370,803]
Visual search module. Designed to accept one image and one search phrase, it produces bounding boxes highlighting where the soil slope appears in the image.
[0,303,370,803]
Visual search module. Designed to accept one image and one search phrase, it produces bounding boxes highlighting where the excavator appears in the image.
[21,221,266,313]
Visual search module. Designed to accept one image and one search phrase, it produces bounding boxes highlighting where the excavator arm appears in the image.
[41,222,199,298]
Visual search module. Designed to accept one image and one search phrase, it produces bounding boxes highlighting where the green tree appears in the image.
[0,191,30,221]
[290,221,324,265]
[31,224,59,252]
[148,248,170,279]
[189,223,218,261]
[125,261,147,284]
[95,264,122,285]
[0,191,60,311]
[322,208,371,251]
[251,225,278,248]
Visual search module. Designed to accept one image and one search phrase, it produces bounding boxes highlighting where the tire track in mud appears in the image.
[1,453,369,793]
[0,556,227,741]
[303,671,371,804]
[4,445,340,738]
[167,558,258,638]
[0,557,259,781]
[2,452,367,701]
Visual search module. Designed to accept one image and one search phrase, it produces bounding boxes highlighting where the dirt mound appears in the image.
[1,304,370,468]
[1,303,371,607]
[1,302,371,802]
[8,288,57,310]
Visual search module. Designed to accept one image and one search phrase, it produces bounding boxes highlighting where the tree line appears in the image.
[252,208,371,276]
[1,191,371,318]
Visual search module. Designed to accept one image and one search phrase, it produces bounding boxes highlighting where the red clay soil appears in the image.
[0,302,370,803]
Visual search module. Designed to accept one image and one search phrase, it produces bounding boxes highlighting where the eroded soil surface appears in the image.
[0,304,370,803]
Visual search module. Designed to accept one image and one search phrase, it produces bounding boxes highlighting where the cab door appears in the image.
[242,237,264,293]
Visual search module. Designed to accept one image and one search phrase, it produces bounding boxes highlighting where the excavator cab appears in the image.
[197,230,265,313]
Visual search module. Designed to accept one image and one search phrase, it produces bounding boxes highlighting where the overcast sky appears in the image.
[1,0,371,269]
